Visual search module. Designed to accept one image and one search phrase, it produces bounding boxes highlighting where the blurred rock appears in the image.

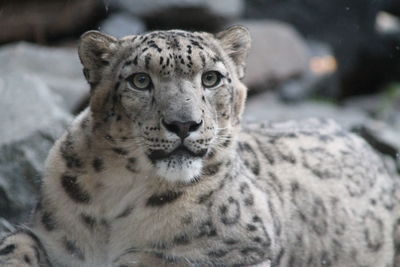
[352,122,400,173]
[109,0,244,31]
[344,89,400,128]
[279,41,339,101]
[0,218,15,238]
[343,93,385,117]
[383,0,400,17]
[243,0,400,98]
[244,91,370,129]
[0,72,72,223]
[375,11,400,34]
[0,0,105,44]
[380,153,400,179]
[241,20,309,93]
[0,42,87,113]
[243,0,377,78]
[352,122,400,159]
[111,0,243,17]
[100,12,146,38]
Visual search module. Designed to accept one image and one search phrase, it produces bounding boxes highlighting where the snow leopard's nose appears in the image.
[162,119,203,139]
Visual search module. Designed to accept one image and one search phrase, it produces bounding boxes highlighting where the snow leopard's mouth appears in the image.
[148,145,207,163]
[149,145,206,183]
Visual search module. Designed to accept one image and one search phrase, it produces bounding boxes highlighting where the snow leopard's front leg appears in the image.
[0,229,52,267]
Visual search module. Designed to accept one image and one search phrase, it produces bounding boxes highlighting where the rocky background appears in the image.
[0,0,400,234]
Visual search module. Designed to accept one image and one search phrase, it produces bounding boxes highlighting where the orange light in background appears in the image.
[309,55,337,75]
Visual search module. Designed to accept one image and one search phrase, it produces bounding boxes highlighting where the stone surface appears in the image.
[0,218,15,238]
[343,93,385,117]
[352,122,400,159]
[0,42,88,113]
[241,20,309,93]
[343,89,400,128]
[0,71,72,224]
[0,0,105,44]
[352,122,400,176]
[109,0,244,31]
[244,91,369,129]
[243,0,400,98]
[279,41,339,101]
[100,12,146,38]
[111,0,243,18]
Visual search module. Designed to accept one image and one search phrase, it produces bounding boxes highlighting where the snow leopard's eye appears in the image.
[127,73,153,91]
[202,71,223,89]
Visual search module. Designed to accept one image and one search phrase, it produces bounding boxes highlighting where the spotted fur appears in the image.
[1,27,399,267]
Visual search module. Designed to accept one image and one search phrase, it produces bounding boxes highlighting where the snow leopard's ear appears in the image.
[216,25,251,79]
[78,31,118,86]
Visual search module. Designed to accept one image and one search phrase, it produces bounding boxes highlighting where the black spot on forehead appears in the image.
[135,31,211,55]
[121,30,223,78]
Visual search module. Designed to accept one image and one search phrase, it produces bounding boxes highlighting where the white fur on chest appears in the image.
[86,164,193,263]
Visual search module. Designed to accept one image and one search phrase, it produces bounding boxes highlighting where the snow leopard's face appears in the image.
[78,26,251,183]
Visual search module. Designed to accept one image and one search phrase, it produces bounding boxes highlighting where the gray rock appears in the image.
[110,0,243,18]
[0,72,72,223]
[241,20,309,93]
[108,0,244,31]
[351,122,400,171]
[243,0,400,98]
[279,41,339,101]
[343,94,385,117]
[0,42,87,113]
[244,91,370,129]
[0,0,103,44]
[344,90,400,128]
[100,12,146,38]
[0,218,15,238]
